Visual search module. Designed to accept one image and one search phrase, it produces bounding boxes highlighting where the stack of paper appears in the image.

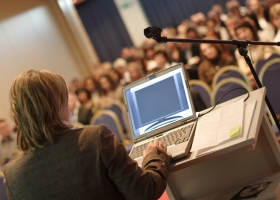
[191,99,245,154]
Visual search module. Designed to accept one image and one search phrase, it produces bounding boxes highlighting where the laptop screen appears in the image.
[123,64,195,138]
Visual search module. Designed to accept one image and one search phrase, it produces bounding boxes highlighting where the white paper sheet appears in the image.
[191,98,244,152]
[194,100,257,157]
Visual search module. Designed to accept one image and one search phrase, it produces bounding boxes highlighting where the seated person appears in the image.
[75,88,95,125]
[198,40,236,87]
[0,119,18,163]
[98,74,123,107]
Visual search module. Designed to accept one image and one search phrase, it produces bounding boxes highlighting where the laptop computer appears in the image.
[122,63,197,166]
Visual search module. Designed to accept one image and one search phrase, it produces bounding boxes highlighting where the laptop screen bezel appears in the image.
[122,63,196,143]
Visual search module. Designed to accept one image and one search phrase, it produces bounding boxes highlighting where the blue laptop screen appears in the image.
[125,67,193,137]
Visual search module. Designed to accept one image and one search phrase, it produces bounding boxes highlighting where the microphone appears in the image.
[144,26,162,38]
[144,26,166,43]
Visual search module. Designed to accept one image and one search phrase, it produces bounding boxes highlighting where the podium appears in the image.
[166,87,280,200]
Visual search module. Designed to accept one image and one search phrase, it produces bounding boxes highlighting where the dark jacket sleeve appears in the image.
[99,125,170,200]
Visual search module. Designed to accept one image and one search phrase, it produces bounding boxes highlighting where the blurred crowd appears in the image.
[67,0,280,126]
[2,0,280,163]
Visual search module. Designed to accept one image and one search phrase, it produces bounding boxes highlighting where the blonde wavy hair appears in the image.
[10,70,72,151]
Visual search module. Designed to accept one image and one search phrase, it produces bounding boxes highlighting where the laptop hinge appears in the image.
[135,136,146,143]
[181,118,196,124]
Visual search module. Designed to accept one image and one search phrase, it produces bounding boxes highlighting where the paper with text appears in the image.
[194,100,257,157]
[191,98,244,152]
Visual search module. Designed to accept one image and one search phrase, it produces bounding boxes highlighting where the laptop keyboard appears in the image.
[130,124,193,159]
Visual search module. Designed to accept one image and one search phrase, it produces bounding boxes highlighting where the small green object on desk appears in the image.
[229,125,241,137]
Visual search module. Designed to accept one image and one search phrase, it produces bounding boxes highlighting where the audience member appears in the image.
[70,78,82,93]
[212,4,229,24]
[225,14,240,39]
[101,61,113,75]
[83,76,100,102]
[75,88,95,125]
[98,74,123,107]
[129,48,148,74]
[0,119,18,163]
[152,49,171,70]
[179,27,201,69]
[269,3,280,52]
[234,20,273,88]
[109,68,123,86]
[226,0,246,17]
[3,70,170,199]
[68,92,79,124]
[146,60,161,74]
[127,61,145,83]
[198,40,236,87]
[112,58,130,85]
[247,0,275,41]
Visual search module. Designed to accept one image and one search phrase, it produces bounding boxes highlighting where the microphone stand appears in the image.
[144,26,280,132]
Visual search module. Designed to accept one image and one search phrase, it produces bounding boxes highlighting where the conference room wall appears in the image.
[0,0,97,125]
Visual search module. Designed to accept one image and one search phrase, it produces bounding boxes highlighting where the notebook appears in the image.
[122,63,197,166]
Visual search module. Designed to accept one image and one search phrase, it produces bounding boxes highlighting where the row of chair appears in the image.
[189,66,252,108]
[190,57,280,126]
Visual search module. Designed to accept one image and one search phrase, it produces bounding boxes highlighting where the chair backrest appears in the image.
[189,80,212,108]
[212,65,251,90]
[211,78,252,106]
[255,52,280,74]
[259,58,280,115]
[104,100,129,135]
[91,110,124,142]
[0,172,8,200]
[0,149,22,168]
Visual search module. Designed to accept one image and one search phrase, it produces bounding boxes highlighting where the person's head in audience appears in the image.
[10,70,72,151]
[142,39,156,61]
[0,119,13,142]
[83,76,99,95]
[243,14,263,33]
[186,27,201,39]
[234,20,259,41]
[146,60,161,74]
[127,61,145,82]
[121,47,134,61]
[198,39,236,86]
[269,3,280,29]
[99,74,117,96]
[153,49,170,70]
[162,26,177,38]
[75,88,92,107]
[226,0,242,17]
[101,61,113,75]
[70,78,82,93]
[68,93,78,113]
[247,0,263,13]
[199,38,233,64]
[92,62,103,82]
[109,68,122,86]
[208,10,221,23]
[206,19,218,31]
[199,42,223,62]
[212,4,226,16]
[113,58,127,78]
[225,15,240,38]
[205,29,221,39]
[130,48,147,74]
[177,22,189,36]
